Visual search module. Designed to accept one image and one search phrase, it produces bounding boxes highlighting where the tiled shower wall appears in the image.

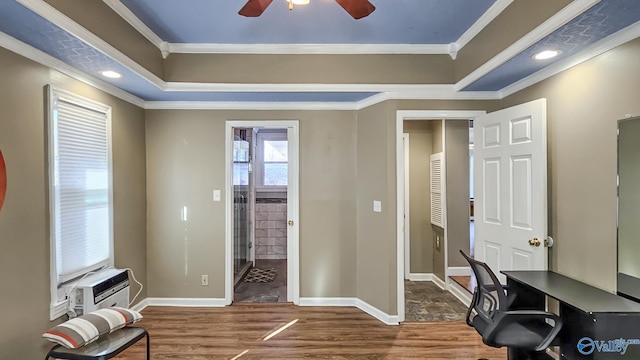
[255,201,287,259]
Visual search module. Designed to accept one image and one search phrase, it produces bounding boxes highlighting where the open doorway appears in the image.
[234,128,289,302]
[396,110,486,323]
[225,121,300,306]
[402,119,471,322]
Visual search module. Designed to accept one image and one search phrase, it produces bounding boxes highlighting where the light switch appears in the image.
[213,190,221,202]
[373,200,382,213]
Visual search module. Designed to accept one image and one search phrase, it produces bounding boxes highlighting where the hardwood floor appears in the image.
[450,275,476,294]
[115,304,505,359]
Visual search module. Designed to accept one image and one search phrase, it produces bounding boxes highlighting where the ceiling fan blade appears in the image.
[334,0,375,19]
[238,0,274,17]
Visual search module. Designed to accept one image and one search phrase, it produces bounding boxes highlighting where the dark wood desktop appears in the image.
[502,271,640,360]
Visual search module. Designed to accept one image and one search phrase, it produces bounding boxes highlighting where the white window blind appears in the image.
[430,152,444,227]
[48,88,113,285]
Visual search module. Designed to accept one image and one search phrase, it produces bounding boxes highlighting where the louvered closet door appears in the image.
[430,153,444,228]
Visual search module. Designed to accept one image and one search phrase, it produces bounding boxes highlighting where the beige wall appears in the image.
[356,101,397,314]
[445,121,471,267]
[403,121,434,274]
[502,37,640,291]
[145,110,358,299]
[0,47,146,358]
[164,54,454,84]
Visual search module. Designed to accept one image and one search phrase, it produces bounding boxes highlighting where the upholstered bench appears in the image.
[44,326,149,360]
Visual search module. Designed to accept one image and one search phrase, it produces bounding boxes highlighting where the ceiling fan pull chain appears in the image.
[289,0,293,10]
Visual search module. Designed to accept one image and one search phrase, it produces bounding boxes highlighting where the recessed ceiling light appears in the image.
[100,70,122,79]
[533,50,561,60]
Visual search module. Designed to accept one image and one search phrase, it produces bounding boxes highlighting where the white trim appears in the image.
[299,297,357,307]
[431,275,446,290]
[169,43,451,55]
[395,110,486,324]
[455,0,514,50]
[225,120,300,306]
[408,273,433,282]
[145,298,227,307]
[500,20,640,97]
[101,0,167,54]
[447,280,473,307]
[145,101,358,111]
[17,0,166,90]
[355,299,400,325]
[299,298,399,325]
[447,266,471,277]
[286,123,300,304]
[455,0,601,91]
[441,119,449,288]
[0,32,145,107]
[403,133,410,279]
[130,298,149,312]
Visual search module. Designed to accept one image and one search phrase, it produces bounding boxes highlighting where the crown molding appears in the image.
[164,82,456,93]
[455,0,601,91]
[102,0,168,58]
[0,31,145,107]
[18,0,166,89]
[455,0,513,50]
[167,43,451,55]
[500,20,640,98]
[144,101,359,110]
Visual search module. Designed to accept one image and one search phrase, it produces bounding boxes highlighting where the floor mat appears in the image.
[244,267,277,283]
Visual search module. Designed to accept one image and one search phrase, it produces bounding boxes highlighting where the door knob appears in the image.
[528,238,541,247]
[288,220,294,226]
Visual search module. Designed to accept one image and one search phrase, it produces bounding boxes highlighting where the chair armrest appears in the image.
[483,310,563,351]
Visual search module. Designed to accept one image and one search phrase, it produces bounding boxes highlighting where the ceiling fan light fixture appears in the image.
[291,0,309,4]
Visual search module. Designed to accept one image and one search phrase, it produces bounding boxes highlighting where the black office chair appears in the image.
[460,250,563,352]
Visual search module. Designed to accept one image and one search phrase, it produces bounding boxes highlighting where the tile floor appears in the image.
[404,280,468,322]
[234,259,288,303]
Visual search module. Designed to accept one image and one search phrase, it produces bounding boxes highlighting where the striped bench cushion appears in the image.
[43,307,142,349]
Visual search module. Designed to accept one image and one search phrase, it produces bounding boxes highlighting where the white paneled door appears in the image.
[474,99,548,281]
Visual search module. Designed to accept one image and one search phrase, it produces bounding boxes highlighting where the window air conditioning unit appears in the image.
[64,268,130,316]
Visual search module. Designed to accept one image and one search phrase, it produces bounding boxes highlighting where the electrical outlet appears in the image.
[436,234,441,250]
[201,275,209,286]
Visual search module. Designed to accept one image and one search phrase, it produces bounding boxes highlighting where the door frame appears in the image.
[225,120,300,305]
[396,110,485,322]
[403,133,410,279]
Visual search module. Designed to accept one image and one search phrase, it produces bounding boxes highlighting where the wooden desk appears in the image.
[503,271,640,360]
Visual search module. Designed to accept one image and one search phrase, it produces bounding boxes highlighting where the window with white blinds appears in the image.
[48,87,113,286]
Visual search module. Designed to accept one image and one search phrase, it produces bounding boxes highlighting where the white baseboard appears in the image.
[130,298,149,312]
[431,275,446,290]
[447,281,473,307]
[299,297,398,325]
[132,296,398,325]
[299,297,357,307]
[145,297,228,307]
[447,266,471,277]
[355,299,400,325]
[408,273,433,281]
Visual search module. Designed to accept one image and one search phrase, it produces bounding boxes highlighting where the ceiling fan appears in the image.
[239,0,375,19]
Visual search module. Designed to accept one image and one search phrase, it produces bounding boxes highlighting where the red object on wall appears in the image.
[0,149,6,212]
